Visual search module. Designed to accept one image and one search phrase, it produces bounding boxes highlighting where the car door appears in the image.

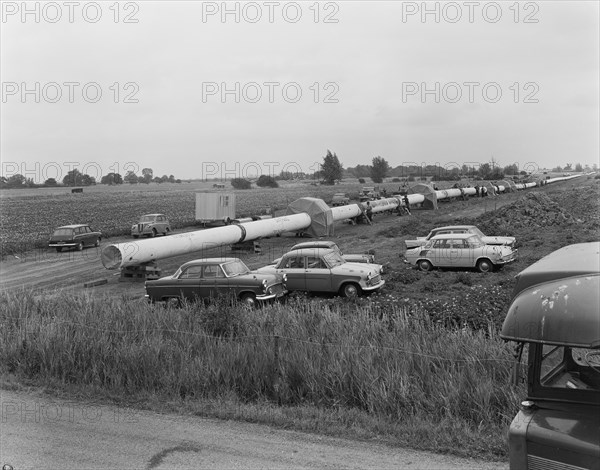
[73,226,85,246]
[276,255,306,291]
[83,226,94,245]
[430,239,448,266]
[304,255,332,293]
[176,265,204,300]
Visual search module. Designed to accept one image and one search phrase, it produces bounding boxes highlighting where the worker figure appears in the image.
[365,201,373,223]
[403,195,411,215]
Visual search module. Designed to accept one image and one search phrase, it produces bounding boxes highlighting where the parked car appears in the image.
[268,241,377,267]
[331,193,350,206]
[501,242,600,470]
[48,224,102,252]
[131,214,171,238]
[404,225,516,250]
[359,186,380,202]
[144,257,287,307]
[403,233,517,272]
[256,248,385,297]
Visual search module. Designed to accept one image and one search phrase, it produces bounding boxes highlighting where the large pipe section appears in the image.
[102,213,311,269]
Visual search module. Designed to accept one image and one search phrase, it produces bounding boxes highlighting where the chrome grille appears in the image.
[528,455,587,470]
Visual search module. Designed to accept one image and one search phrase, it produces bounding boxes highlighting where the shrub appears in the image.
[392,178,401,182]
[256,175,279,188]
[231,178,252,189]
[358,178,366,184]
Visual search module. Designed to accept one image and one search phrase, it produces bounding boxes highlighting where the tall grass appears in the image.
[0,290,522,457]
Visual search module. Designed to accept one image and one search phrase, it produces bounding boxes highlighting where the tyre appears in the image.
[77,241,84,251]
[418,260,433,272]
[164,297,182,308]
[164,227,170,236]
[132,235,139,239]
[340,283,362,298]
[150,228,157,238]
[240,293,257,307]
[477,259,494,273]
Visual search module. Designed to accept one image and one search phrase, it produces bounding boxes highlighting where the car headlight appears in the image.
[262,279,268,292]
[282,274,287,282]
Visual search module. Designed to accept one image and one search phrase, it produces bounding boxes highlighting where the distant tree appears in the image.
[142,168,153,184]
[82,174,96,186]
[231,178,252,189]
[256,175,279,188]
[159,175,169,183]
[175,179,182,183]
[6,174,26,188]
[370,156,390,183]
[321,150,343,185]
[168,175,175,183]
[44,178,58,186]
[63,169,84,186]
[564,163,573,171]
[124,170,138,184]
[575,163,583,172]
[552,166,562,172]
[101,172,123,185]
[503,164,519,176]
[152,176,162,183]
[358,178,366,184]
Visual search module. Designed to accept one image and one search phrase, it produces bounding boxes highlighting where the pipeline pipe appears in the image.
[102,213,311,269]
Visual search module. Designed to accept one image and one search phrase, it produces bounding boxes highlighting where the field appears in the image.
[1,175,599,460]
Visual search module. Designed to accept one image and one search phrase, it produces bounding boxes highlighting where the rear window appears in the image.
[53,228,73,236]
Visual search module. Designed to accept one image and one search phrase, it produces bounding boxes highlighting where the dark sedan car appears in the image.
[48,224,102,252]
[145,258,287,307]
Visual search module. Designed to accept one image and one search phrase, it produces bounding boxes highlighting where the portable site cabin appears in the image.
[195,191,236,224]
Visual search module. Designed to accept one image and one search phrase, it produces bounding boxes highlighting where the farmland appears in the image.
[1,175,599,460]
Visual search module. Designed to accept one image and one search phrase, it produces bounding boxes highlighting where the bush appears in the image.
[392,178,401,182]
[231,178,252,189]
[256,175,279,188]
[358,178,366,184]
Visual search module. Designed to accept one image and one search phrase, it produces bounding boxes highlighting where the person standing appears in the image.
[365,201,373,223]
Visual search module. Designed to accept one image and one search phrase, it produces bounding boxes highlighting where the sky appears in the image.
[1,0,599,183]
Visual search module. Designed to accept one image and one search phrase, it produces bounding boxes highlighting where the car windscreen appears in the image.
[139,216,155,222]
[222,260,250,277]
[323,252,345,268]
[470,227,485,237]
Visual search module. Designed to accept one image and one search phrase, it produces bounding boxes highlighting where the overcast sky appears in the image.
[1,1,599,182]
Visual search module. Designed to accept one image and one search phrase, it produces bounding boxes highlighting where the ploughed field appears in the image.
[1,175,599,460]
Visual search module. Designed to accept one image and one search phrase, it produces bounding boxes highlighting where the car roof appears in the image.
[291,241,336,249]
[429,233,479,240]
[500,242,600,347]
[180,257,240,267]
[56,224,89,229]
[284,248,337,256]
[431,225,476,231]
[141,213,165,217]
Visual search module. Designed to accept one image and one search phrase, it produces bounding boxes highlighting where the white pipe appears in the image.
[102,213,311,269]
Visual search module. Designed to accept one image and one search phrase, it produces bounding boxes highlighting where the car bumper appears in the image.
[494,249,518,265]
[362,280,385,291]
[49,242,77,248]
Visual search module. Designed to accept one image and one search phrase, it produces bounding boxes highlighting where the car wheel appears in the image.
[340,283,362,298]
[240,293,257,307]
[477,258,494,273]
[77,241,84,251]
[164,227,170,236]
[132,235,139,239]
[418,260,433,272]
[164,297,182,308]
[150,228,157,238]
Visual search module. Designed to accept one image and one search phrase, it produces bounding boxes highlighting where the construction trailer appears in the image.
[195,191,236,225]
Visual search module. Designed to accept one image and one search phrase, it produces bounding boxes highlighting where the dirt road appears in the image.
[1,389,507,470]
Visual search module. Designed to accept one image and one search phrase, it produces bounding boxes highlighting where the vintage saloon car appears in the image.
[256,248,384,297]
[404,233,517,273]
[501,242,599,470]
[331,193,350,206]
[131,213,171,238]
[145,258,287,307]
[48,224,102,252]
[404,225,516,250]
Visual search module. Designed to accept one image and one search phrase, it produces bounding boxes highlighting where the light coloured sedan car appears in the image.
[145,258,287,307]
[404,225,516,250]
[256,248,384,297]
[404,233,518,273]
[269,241,376,266]
[131,213,171,238]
